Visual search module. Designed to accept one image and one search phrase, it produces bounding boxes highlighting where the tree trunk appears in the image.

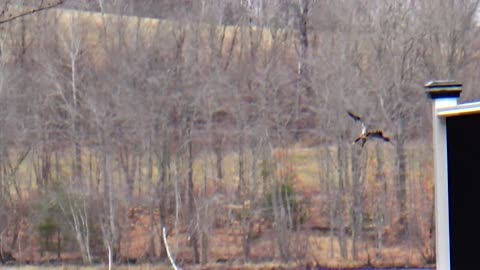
[241,219,253,262]
[237,131,245,199]
[158,139,169,261]
[74,141,82,186]
[214,135,223,180]
[200,230,208,265]
[296,0,312,96]
[396,128,408,238]
[146,151,156,261]
[350,145,364,260]
[336,144,348,259]
[324,147,335,258]
[187,128,199,263]
[375,144,386,257]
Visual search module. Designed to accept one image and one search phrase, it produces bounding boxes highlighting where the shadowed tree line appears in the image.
[1,0,480,267]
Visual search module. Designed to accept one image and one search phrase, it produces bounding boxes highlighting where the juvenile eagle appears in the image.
[347,111,390,147]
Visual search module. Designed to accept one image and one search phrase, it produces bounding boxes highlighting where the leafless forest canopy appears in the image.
[1,0,480,268]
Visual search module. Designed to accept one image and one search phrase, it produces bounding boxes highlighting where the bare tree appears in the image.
[58,190,92,264]
[419,0,480,80]
[357,1,423,238]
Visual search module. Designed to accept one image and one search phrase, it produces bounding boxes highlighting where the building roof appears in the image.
[425,80,463,99]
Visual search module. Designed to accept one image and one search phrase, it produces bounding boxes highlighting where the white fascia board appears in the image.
[437,101,480,117]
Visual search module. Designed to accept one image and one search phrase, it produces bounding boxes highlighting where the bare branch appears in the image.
[0,0,63,24]
[163,227,182,270]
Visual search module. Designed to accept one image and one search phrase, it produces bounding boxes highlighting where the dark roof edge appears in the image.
[425,80,462,100]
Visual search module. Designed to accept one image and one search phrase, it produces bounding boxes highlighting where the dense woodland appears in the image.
[1,0,480,268]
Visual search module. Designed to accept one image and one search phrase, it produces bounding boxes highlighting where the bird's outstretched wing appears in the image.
[347,111,367,134]
[347,111,362,122]
[366,130,390,142]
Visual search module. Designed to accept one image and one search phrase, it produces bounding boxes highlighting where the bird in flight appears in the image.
[347,111,390,147]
